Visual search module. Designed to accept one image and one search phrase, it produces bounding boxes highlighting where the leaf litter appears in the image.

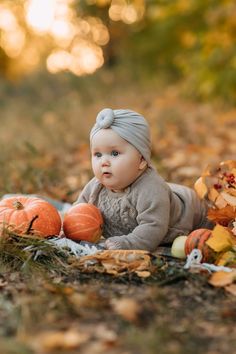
[1,88,236,353]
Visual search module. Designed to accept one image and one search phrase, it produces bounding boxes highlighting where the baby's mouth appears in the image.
[103,172,112,177]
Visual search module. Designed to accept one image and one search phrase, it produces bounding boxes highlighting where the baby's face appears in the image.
[91,129,147,192]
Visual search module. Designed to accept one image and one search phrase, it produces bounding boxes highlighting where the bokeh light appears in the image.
[26,0,56,33]
[0,0,144,77]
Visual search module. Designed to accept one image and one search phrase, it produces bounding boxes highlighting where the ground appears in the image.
[0,253,236,354]
[0,76,235,353]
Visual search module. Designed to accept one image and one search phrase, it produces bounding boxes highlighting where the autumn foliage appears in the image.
[194,160,236,226]
[191,160,236,266]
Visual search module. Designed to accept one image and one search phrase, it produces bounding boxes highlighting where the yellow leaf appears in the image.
[215,194,228,209]
[225,187,236,197]
[194,177,208,199]
[206,225,234,252]
[216,250,236,266]
[208,270,236,287]
[208,187,219,203]
[220,160,236,170]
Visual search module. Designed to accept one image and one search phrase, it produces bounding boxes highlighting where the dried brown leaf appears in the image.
[111,297,140,322]
[208,270,236,287]
[225,283,236,296]
[135,270,151,277]
[77,250,153,276]
[207,206,236,225]
[30,329,90,352]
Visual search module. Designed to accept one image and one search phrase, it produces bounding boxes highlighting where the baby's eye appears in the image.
[111,150,119,157]
[94,152,102,158]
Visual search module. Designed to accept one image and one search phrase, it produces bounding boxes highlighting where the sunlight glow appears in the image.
[0,6,17,30]
[109,3,123,21]
[121,5,138,24]
[1,29,25,58]
[70,41,104,75]
[109,0,144,23]
[47,50,72,73]
[91,22,110,45]
[46,43,104,76]
[24,0,106,75]
[0,5,26,58]
[1,0,111,76]
[51,19,73,39]
[26,0,56,33]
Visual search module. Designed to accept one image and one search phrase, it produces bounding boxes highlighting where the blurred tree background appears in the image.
[0,0,235,200]
[1,0,236,101]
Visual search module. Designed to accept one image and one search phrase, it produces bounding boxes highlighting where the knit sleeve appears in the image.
[74,177,100,204]
[107,173,171,252]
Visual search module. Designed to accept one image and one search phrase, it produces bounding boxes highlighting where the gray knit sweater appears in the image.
[76,167,210,252]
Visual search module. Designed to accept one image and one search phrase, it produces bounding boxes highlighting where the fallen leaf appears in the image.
[111,297,140,322]
[207,206,236,225]
[225,283,236,296]
[220,192,236,207]
[215,194,228,209]
[232,220,236,236]
[220,160,236,170]
[44,283,74,295]
[225,187,236,197]
[135,270,151,277]
[30,329,90,352]
[216,250,236,266]
[94,324,118,344]
[208,271,236,287]
[0,278,7,288]
[206,225,234,252]
[195,160,236,211]
[77,250,154,276]
[194,177,208,199]
[208,187,220,203]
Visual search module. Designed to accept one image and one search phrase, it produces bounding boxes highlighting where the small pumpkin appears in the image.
[185,228,215,263]
[63,203,103,243]
[0,196,62,237]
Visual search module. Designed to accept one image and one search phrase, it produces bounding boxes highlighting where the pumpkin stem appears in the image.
[13,200,24,210]
[26,215,39,234]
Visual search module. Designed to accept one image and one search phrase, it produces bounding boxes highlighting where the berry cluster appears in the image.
[213,169,236,191]
[223,172,235,186]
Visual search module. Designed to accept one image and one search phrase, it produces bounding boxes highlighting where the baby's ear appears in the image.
[139,157,147,170]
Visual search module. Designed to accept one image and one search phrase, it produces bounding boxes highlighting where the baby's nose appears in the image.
[101,156,110,166]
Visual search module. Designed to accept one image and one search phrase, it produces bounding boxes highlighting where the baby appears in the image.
[75,108,212,252]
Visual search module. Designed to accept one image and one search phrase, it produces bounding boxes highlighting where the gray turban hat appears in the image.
[90,108,151,165]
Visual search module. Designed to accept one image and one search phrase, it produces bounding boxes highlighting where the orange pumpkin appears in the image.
[185,228,215,263]
[63,203,103,243]
[0,196,62,237]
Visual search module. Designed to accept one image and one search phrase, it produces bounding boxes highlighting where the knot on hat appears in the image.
[96,108,114,129]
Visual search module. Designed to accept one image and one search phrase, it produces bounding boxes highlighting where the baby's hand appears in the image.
[105,239,117,249]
